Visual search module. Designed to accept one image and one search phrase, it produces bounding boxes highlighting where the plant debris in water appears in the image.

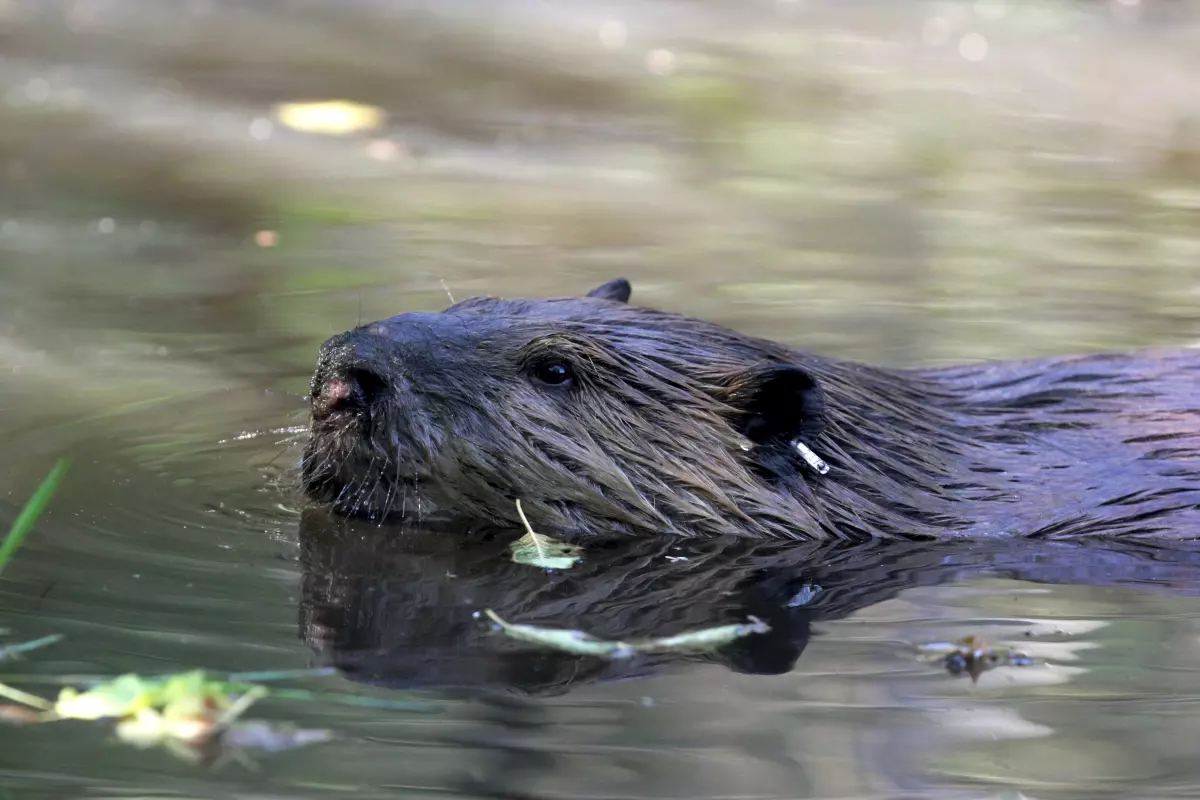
[917,635,1036,681]
[0,669,334,762]
[508,499,582,570]
[0,464,434,763]
[0,464,331,760]
[483,609,770,659]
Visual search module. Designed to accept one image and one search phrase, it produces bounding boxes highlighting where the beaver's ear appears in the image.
[724,364,827,450]
[585,278,631,304]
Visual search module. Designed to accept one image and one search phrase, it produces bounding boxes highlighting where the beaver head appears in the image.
[301,278,988,540]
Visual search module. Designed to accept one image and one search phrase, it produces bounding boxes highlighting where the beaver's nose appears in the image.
[311,331,392,420]
[311,367,388,420]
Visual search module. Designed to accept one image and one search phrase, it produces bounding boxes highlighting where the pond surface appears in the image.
[3,0,1200,798]
[7,386,1200,800]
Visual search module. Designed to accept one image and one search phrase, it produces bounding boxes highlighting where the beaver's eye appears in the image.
[532,361,573,387]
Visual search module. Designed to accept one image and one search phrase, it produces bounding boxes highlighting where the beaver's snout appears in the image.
[311,331,392,422]
[311,368,389,421]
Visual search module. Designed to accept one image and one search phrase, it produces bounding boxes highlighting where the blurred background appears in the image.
[5,0,1200,396]
[3,1,1200,798]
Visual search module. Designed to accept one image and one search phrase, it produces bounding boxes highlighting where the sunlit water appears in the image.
[3,0,1200,798]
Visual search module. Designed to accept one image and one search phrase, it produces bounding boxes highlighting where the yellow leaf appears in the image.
[54,674,151,720]
[275,101,385,136]
[508,499,581,570]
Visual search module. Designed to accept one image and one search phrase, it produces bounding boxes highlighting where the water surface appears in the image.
[3,1,1200,798]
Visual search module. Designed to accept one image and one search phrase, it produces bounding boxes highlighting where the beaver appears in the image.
[301,278,1200,541]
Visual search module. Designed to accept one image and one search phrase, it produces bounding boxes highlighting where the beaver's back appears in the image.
[920,348,1200,539]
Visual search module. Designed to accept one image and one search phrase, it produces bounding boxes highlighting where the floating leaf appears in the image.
[116,707,215,749]
[53,670,263,722]
[508,499,581,570]
[55,674,151,720]
[484,609,770,659]
[0,667,341,760]
[115,683,267,748]
[508,536,581,570]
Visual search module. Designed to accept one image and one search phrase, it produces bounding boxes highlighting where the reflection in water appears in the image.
[291,511,1200,797]
[297,509,1200,696]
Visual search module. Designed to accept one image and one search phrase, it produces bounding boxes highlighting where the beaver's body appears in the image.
[301,279,1200,541]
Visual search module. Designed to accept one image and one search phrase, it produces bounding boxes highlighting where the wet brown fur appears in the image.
[301,279,1200,541]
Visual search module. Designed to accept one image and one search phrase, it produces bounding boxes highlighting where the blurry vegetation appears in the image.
[0,0,1198,396]
[0,461,430,764]
[0,668,395,764]
[0,657,437,764]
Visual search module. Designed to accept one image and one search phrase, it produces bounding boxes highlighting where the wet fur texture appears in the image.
[302,279,1200,541]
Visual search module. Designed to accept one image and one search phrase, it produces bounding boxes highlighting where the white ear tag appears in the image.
[791,439,829,475]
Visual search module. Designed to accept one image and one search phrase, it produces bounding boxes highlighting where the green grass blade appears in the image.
[0,459,71,576]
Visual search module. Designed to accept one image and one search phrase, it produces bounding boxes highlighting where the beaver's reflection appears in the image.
[298,508,1200,695]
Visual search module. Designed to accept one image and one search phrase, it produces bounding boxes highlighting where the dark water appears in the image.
[4,0,1200,798]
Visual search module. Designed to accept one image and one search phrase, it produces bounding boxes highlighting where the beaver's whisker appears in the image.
[364,468,385,520]
[414,476,424,524]
[381,459,402,523]
[333,469,355,508]
[351,454,379,516]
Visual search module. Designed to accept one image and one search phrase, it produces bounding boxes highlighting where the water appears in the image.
[3,0,1200,797]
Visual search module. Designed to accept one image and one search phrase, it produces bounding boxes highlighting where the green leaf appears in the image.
[55,673,152,720]
[508,499,581,570]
